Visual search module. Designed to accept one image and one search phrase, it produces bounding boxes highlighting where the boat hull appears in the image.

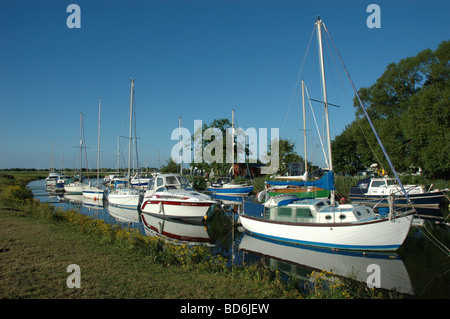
[82,186,106,200]
[349,191,445,208]
[108,192,142,209]
[64,183,85,195]
[141,199,214,219]
[207,185,253,196]
[239,211,415,251]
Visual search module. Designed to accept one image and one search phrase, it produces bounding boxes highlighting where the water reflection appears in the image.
[239,234,414,295]
[141,214,212,245]
[108,205,141,223]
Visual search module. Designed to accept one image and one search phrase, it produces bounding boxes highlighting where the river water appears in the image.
[28,180,449,298]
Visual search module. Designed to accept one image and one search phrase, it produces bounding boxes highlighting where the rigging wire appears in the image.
[322,21,449,257]
[280,25,316,134]
[304,84,329,168]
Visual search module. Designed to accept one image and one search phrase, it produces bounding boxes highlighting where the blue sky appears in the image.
[0,0,448,171]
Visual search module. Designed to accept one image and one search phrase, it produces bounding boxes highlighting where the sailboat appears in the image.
[239,17,415,251]
[64,112,89,195]
[260,81,331,200]
[207,109,254,197]
[107,79,142,208]
[45,138,63,187]
[82,98,107,200]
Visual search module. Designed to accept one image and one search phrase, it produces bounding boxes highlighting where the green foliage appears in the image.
[160,158,181,173]
[333,41,449,179]
[190,175,207,191]
[275,138,302,176]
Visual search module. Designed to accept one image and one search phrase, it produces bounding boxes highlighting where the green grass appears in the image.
[0,209,300,299]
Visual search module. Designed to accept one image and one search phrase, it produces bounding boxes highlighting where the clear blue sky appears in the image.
[1,0,448,171]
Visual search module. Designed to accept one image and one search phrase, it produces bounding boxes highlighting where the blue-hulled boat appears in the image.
[207,179,253,196]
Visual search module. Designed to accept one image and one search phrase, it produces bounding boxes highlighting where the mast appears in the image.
[231,108,235,177]
[79,112,83,178]
[127,79,135,184]
[116,135,120,174]
[179,116,182,175]
[50,137,54,172]
[60,145,64,174]
[97,97,101,186]
[302,80,308,178]
[316,16,335,205]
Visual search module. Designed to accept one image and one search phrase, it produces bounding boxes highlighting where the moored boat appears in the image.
[240,199,415,251]
[82,182,106,200]
[207,178,253,196]
[239,17,416,252]
[107,79,142,209]
[45,172,62,187]
[141,174,216,219]
[349,176,447,208]
[82,98,106,201]
[108,181,142,208]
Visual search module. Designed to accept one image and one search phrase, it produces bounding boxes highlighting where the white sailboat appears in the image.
[83,98,107,200]
[239,17,415,251]
[64,112,89,194]
[45,138,61,187]
[108,79,142,208]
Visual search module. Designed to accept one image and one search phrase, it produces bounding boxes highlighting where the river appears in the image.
[28,179,449,298]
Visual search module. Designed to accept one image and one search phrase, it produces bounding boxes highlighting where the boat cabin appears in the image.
[268,198,376,224]
[313,205,376,223]
[145,174,193,196]
[351,177,426,196]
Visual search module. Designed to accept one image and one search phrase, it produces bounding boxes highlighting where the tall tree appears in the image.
[338,40,449,178]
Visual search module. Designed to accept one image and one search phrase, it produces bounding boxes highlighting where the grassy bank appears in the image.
[0,172,388,299]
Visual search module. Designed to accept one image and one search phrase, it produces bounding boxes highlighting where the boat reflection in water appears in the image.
[108,204,141,224]
[239,233,414,295]
[141,214,212,246]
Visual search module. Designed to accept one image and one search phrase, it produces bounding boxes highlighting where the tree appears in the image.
[160,158,180,174]
[331,124,362,175]
[336,40,449,178]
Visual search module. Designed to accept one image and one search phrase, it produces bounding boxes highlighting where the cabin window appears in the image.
[386,179,396,186]
[339,214,346,220]
[147,178,155,190]
[325,215,332,220]
[166,176,178,185]
[316,201,326,208]
[178,176,190,188]
[156,177,164,187]
[371,181,386,188]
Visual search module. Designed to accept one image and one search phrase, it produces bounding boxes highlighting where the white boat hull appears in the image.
[239,211,414,251]
[141,198,213,219]
[64,182,86,195]
[82,186,106,200]
[108,192,142,209]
